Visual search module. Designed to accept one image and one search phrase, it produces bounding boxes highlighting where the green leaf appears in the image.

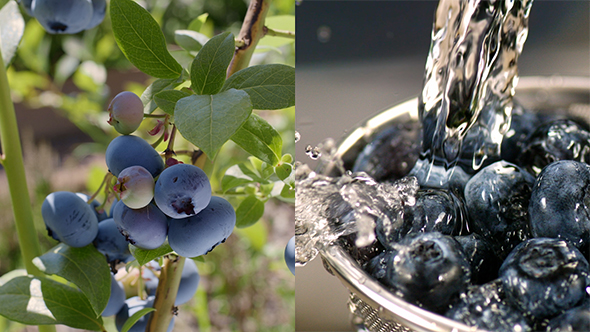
[33,244,111,317]
[174,29,209,52]
[175,89,252,159]
[141,78,183,114]
[222,64,295,110]
[279,181,295,200]
[190,31,235,95]
[231,114,283,166]
[0,1,25,67]
[120,307,155,332]
[0,269,27,286]
[110,0,182,78]
[188,13,209,33]
[222,164,256,192]
[129,243,173,266]
[235,195,265,228]
[275,163,293,182]
[0,275,104,330]
[154,90,190,115]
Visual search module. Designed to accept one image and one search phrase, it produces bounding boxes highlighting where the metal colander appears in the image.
[316,76,590,332]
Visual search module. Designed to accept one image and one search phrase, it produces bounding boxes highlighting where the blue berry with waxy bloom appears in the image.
[76,192,108,221]
[168,196,235,257]
[105,135,164,178]
[175,259,201,306]
[154,163,212,219]
[85,0,106,30]
[93,218,132,264]
[112,201,168,250]
[42,191,99,248]
[32,0,93,34]
[285,236,295,275]
[102,274,125,317]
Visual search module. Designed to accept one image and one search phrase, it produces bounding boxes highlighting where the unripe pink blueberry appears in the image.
[115,166,154,209]
[107,91,144,135]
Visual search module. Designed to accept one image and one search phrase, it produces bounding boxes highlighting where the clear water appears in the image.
[412,0,533,187]
[295,0,534,266]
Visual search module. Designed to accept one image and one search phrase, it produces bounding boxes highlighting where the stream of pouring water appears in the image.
[411,0,533,188]
[295,0,534,266]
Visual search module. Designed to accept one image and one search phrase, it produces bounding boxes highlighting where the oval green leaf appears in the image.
[0,1,25,67]
[129,243,173,266]
[275,163,293,182]
[141,77,183,114]
[231,114,283,166]
[32,243,111,317]
[110,0,182,78]
[174,29,209,52]
[175,89,252,159]
[154,89,191,115]
[190,31,235,95]
[235,195,265,228]
[0,275,104,330]
[222,64,295,110]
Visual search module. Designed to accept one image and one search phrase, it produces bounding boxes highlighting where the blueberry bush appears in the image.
[0,0,294,331]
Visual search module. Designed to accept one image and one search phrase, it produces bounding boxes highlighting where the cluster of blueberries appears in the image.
[40,91,236,329]
[348,105,590,331]
[20,0,106,34]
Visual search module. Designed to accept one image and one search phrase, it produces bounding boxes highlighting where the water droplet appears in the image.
[295,131,301,143]
[305,145,321,160]
[317,25,331,43]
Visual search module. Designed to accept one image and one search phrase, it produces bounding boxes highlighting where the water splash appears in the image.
[412,0,534,188]
[295,164,419,266]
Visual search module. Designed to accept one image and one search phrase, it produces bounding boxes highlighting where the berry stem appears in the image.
[0,46,57,332]
[146,255,186,332]
[88,172,113,203]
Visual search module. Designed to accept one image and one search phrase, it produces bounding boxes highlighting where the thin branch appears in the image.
[226,0,272,77]
[264,27,295,39]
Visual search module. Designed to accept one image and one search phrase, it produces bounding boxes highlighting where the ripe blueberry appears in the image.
[499,238,590,319]
[529,160,590,254]
[112,202,168,250]
[105,135,164,178]
[168,196,235,257]
[154,163,212,219]
[32,0,93,34]
[42,191,99,248]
